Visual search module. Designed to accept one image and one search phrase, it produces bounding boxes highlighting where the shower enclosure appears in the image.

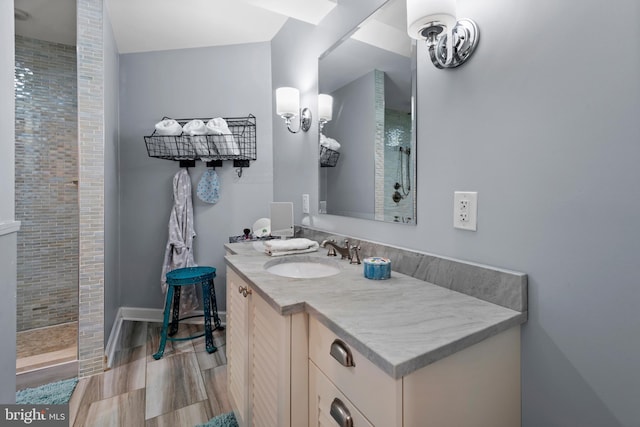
[14,32,79,386]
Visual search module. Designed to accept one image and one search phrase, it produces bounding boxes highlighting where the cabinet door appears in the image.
[250,292,291,427]
[227,269,250,427]
[227,267,308,427]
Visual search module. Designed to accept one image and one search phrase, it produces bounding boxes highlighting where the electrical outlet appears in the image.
[302,194,310,214]
[454,191,477,231]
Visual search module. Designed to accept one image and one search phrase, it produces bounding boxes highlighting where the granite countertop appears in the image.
[225,241,527,379]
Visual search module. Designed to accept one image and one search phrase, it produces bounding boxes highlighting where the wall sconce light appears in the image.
[406,0,479,69]
[276,87,312,133]
[318,94,333,132]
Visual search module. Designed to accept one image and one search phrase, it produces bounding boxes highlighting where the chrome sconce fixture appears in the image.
[276,87,312,133]
[318,94,333,133]
[406,0,479,69]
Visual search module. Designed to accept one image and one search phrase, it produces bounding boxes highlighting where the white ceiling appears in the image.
[14,0,338,53]
[351,0,411,58]
[13,0,412,59]
[14,0,77,46]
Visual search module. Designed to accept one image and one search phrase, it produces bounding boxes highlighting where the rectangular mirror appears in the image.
[318,0,417,224]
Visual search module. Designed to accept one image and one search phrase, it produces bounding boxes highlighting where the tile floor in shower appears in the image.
[16,321,78,374]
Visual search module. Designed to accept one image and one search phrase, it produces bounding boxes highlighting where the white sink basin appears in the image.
[264,257,340,279]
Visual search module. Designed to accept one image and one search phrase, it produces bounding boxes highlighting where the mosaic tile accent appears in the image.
[77,0,105,377]
[14,35,78,332]
[373,69,385,221]
[296,226,528,312]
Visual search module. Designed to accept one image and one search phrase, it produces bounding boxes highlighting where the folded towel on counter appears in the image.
[264,238,319,256]
[206,118,240,156]
[320,134,341,152]
[155,119,183,136]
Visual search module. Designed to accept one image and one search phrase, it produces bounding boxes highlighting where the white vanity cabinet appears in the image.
[226,268,308,427]
[308,316,521,427]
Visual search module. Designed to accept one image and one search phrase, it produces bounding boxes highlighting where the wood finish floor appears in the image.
[70,321,230,427]
[16,322,78,373]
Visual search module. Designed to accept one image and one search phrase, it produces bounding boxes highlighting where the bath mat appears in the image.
[196,411,238,427]
[16,377,78,405]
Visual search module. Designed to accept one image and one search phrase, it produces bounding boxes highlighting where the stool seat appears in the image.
[166,266,215,285]
[153,266,223,360]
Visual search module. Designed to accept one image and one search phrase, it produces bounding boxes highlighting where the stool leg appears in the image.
[209,279,223,331]
[169,286,181,336]
[153,285,174,360]
[202,280,217,354]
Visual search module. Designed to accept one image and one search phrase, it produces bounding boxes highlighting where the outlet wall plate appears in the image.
[454,191,477,231]
[302,194,310,214]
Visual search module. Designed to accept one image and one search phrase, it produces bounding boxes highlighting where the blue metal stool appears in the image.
[153,266,223,360]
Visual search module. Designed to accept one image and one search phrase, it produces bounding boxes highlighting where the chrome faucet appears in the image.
[320,239,351,260]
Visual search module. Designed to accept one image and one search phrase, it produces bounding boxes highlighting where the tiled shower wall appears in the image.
[383,109,414,223]
[77,0,106,377]
[14,35,78,332]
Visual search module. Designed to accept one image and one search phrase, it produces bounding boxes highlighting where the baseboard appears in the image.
[16,360,77,391]
[105,306,226,369]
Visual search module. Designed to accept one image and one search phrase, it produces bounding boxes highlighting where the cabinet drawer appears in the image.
[310,361,373,427]
[308,316,401,427]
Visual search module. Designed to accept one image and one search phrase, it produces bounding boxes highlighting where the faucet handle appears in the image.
[349,244,361,264]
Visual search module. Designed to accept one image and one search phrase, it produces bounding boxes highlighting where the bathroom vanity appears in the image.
[225,241,527,427]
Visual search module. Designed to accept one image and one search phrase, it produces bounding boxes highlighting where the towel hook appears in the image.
[233,160,249,178]
[206,160,223,170]
[179,160,196,169]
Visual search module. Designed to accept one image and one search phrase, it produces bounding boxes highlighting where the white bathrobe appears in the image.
[161,168,199,313]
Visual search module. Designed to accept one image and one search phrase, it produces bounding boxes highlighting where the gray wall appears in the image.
[0,0,17,403]
[104,4,120,341]
[272,0,640,425]
[118,42,273,312]
[323,70,376,219]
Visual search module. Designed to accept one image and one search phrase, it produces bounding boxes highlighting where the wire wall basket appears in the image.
[144,115,257,163]
[320,145,340,167]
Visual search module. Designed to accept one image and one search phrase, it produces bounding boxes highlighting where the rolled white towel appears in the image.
[320,134,341,152]
[206,117,240,156]
[206,117,231,135]
[183,119,207,135]
[155,119,182,136]
[182,120,210,158]
[264,238,319,256]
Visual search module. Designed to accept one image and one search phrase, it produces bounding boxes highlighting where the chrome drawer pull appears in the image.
[330,339,355,367]
[330,398,353,427]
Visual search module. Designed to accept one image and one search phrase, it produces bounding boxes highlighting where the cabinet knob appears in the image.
[238,286,252,298]
[330,398,353,427]
[330,339,355,367]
